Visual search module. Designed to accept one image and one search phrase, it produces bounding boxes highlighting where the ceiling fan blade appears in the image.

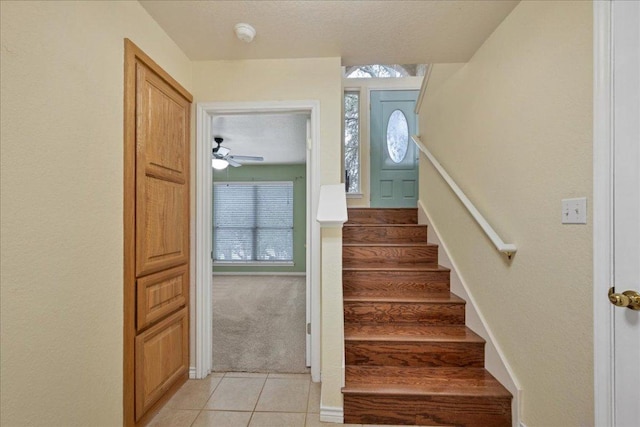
[227,158,242,167]
[229,155,264,162]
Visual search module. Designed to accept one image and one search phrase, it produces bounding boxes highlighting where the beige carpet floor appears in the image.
[212,275,308,373]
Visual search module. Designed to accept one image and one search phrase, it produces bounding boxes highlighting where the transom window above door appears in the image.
[344,64,428,78]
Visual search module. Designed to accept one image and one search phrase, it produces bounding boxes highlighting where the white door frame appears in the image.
[593,0,638,423]
[593,2,614,422]
[194,100,321,382]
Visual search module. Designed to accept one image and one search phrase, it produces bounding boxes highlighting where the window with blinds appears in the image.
[213,182,294,263]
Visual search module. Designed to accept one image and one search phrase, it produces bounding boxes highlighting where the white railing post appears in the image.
[316,184,348,423]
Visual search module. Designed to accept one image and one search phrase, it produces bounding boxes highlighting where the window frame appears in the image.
[212,180,295,266]
[343,88,362,195]
[344,64,428,79]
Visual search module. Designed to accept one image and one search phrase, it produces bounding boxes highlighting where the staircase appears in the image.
[342,208,512,426]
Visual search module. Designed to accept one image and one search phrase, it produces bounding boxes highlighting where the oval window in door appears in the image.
[386,110,409,163]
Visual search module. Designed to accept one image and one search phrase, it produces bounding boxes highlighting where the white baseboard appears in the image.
[319,405,343,424]
[189,366,197,379]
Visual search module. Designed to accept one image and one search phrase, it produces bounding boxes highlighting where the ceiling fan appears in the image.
[212,137,264,170]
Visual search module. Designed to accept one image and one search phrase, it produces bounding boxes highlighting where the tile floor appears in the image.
[148,372,409,427]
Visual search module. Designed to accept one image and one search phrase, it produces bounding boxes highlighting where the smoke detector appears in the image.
[234,23,256,43]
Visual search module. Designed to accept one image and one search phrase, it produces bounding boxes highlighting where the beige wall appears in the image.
[418,1,593,425]
[0,1,192,426]
[1,0,595,424]
[192,58,342,185]
[192,57,344,410]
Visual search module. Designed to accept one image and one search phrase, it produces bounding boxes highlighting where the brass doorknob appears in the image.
[608,287,640,311]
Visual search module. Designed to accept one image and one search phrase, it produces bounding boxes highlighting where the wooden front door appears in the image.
[124,39,192,426]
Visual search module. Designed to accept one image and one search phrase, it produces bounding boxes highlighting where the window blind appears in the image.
[213,182,294,263]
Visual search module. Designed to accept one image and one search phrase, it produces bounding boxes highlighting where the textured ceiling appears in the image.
[139,0,519,64]
[146,1,520,165]
[212,113,309,165]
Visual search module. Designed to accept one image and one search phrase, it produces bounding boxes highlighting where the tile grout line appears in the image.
[247,374,269,426]
[303,378,312,427]
[188,409,202,427]
[151,372,322,427]
[188,372,225,426]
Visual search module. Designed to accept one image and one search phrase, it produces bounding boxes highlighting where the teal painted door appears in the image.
[370,90,419,207]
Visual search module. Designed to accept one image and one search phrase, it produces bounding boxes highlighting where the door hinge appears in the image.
[307,323,311,334]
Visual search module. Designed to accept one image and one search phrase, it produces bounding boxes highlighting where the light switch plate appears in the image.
[562,197,587,224]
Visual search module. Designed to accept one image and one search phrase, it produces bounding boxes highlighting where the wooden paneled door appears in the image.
[124,39,193,426]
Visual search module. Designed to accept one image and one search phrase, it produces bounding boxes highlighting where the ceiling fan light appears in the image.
[212,158,229,170]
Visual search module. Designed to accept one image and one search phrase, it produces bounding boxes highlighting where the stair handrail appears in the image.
[412,135,517,259]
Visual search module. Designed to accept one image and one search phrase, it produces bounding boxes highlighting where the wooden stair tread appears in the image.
[343,224,429,244]
[346,208,418,225]
[344,224,426,228]
[343,384,510,398]
[343,265,450,272]
[344,262,439,269]
[343,242,436,248]
[344,293,465,304]
[345,324,485,343]
[343,244,439,267]
[343,367,511,398]
[343,289,451,299]
[343,270,452,297]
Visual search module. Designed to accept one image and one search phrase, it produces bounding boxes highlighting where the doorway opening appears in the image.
[211,111,309,373]
[341,74,424,208]
[195,101,321,382]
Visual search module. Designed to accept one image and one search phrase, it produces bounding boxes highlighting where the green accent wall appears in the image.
[213,164,306,273]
